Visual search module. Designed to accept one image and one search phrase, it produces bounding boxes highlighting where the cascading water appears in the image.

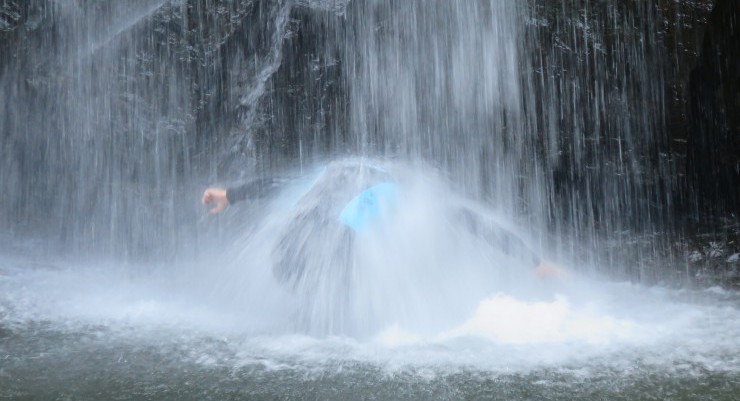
[1,1,738,400]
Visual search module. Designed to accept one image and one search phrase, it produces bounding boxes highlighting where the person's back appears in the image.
[201,161,563,292]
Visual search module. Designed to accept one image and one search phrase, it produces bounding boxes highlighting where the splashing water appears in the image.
[211,160,551,337]
[2,161,738,394]
[1,0,739,399]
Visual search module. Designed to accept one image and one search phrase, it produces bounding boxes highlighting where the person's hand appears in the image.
[534,261,565,279]
[202,188,229,214]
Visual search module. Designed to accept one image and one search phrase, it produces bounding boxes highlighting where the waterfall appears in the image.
[521,1,675,279]
[342,0,527,208]
[0,0,729,280]
[333,1,675,279]
[1,3,739,399]
[0,1,290,261]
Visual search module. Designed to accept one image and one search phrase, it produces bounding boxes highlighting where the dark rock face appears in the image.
[244,3,347,171]
[687,0,740,219]
[520,0,740,286]
[0,0,348,259]
[682,228,740,289]
[0,1,21,32]
[525,1,675,238]
[0,1,254,257]
[0,0,736,285]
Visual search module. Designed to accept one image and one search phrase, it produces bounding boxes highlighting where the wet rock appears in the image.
[677,224,740,289]
[244,2,347,169]
[0,0,737,281]
[687,0,740,217]
[0,1,21,32]
[0,0,347,259]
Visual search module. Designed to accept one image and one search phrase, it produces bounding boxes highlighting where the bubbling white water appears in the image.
[1,258,738,375]
[217,159,551,337]
[2,159,737,376]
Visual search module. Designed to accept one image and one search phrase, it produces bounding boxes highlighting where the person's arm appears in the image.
[494,230,564,278]
[202,188,229,214]
[202,177,281,214]
[488,225,564,277]
[457,208,564,277]
[533,261,563,278]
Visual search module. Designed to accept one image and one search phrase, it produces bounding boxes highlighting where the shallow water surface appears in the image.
[1,257,738,400]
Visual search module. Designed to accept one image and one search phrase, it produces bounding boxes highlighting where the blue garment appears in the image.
[339,182,397,232]
[224,167,540,289]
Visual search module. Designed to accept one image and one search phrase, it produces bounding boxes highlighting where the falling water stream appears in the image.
[1,0,738,399]
[2,168,739,399]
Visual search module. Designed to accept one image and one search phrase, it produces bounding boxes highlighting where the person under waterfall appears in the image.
[201,166,563,283]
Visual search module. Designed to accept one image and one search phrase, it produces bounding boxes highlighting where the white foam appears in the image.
[437,293,642,345]
[1,161,739,375]
[1,259,739,374]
